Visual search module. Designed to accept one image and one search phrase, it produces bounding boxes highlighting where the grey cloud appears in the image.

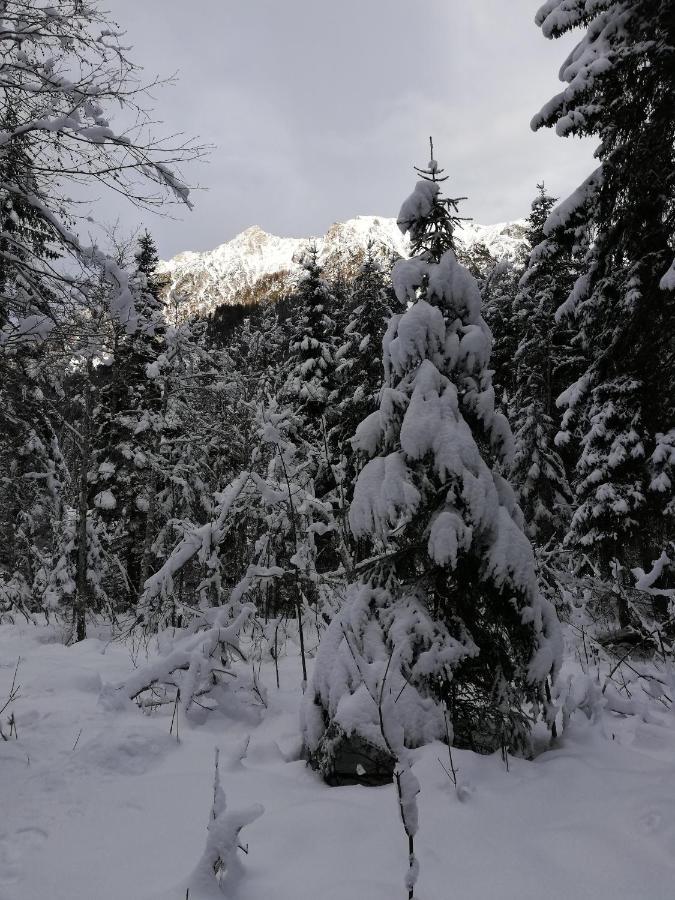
[98,0,596,258]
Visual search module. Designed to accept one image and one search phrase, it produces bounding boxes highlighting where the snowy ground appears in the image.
[2,621,675,900]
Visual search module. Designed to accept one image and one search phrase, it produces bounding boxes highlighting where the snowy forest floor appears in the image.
[2,621,675,900]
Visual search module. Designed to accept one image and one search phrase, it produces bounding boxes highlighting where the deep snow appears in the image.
[2,621,675,899]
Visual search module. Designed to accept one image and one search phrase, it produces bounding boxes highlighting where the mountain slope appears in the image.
[159,215,527,319]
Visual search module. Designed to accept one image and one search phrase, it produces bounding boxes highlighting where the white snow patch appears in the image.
[2,623,675,900]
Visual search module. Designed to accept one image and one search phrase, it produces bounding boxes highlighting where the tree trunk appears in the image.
[74,365,92,641]
[138,471,158,595]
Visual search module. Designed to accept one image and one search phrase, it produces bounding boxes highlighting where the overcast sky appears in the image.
[100,0,596,259]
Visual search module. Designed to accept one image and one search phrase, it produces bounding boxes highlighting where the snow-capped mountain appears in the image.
[158,215,527,319]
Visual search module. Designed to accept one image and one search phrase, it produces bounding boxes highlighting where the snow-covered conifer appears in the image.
[89,232,167,597]
[134,231,170,303]
[303,145,561,782]
[481,257,522,406]
[44,504,113,632]
[331,245,397,456]
[0,419,66,620]
[328,248,399,562]
[282,245,337,420]
[532,2,675,604]
[510,184,577,543]
[0,100,67,617]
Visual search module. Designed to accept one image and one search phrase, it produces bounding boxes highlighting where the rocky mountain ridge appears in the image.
[158,215,528,319]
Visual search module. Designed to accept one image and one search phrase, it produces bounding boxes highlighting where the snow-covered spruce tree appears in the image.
[0,102,57,327]
[41,234,168,637]
[481,256,522,408]
[44,500,114,633]
[253,399,347,637]
[107,319,226,622]
[52,346,123,640]
[329,247,398,563]
[282,245,337,422]
[331,245,396,457]
[0,412,66,622]
[456,240,496,286]
[88,232,166,598]
[0,99,66,619]
[302,148,561,784]
[532,2,675,611]
[279,246,345,583]
[134,230,170,303]
[458,239,526,410]
[510,184,577,544]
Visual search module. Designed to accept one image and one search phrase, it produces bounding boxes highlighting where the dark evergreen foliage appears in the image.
[282,245,338,421]
[533,2,675,591]
[510,184,578,543]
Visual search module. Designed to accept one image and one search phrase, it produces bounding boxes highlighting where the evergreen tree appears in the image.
[0,1,199,633]
[44,500,113,630]
[510,184,577,543]
[481,257,522,406]
[326,247,400,565]
[532,2,675,605]
[0,104,58,327]
[457,240,495,285]
[458,240,524,408]
[0,407,66,621]
[88,233,166,598]
[282,245,338,422]
[303,145,561,784]
[0,103,65,619]
[331,244,396,453]
[134,230,170,303]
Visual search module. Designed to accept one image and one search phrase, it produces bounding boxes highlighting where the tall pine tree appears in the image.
[303,145,561,784]
[511,184,577,543]
[282,245,337,422]
[532,2,675,609]
[89,231,166,598]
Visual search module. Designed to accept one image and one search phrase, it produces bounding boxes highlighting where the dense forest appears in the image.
[0,3,673,899]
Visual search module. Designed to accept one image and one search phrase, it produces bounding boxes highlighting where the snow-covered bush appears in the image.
[121,595,260,722]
